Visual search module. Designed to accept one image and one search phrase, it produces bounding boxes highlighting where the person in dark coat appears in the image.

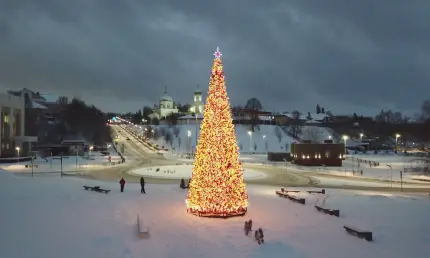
[119,177,126,192]
[140,177,146,194]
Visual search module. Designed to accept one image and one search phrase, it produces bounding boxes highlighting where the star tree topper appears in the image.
[213,47,222,58]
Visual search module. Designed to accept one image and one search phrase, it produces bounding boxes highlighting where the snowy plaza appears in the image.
[1,170,429,258]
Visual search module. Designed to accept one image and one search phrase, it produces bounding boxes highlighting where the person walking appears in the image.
[140,177,146,194]
[119,177,126,192]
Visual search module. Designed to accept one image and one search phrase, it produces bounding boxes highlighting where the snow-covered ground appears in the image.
[129,165,267,180]
[129,124,297,153]
[1,170,429,258]
[0,145,124,174]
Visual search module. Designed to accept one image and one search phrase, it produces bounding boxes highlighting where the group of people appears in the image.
[119,177,146,194]
[244,220,265,245]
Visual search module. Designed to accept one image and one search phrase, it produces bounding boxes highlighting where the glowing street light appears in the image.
[89,145,94,157]
[15,146,20,162]
[328,135,332,140]
[395,134,401,152]
[342,135,348,155]
[360,133,364,141]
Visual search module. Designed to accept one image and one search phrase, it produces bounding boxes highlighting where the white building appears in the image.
[150,87,178,119]
[189,86,204,114]
[0,92,36,157]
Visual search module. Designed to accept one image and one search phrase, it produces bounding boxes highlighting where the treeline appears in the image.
[60,98,110,145]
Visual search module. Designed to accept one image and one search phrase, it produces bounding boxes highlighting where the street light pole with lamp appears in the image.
[187,130,192,155]
[395,134,401,152]
[342,135,348,157]
[262,135,267,151]
[15,146,20,163]
[248,131,253,152]
[360,133,364,141]
[386,164,393,188]
[89,145,94,158]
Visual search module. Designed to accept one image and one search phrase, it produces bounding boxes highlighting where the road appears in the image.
[81,124,430,192]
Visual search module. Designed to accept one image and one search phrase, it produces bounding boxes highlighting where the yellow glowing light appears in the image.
[185,48,248,217]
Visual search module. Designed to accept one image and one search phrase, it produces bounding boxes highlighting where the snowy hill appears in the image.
[140,124,297,153]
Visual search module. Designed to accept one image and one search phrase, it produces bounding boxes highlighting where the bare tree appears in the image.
[420,99,430,121]
[173,126,180,138]
[290,110,302,139]
[244,98,263,132]
[303,126,321,143]
[274,126,283,143]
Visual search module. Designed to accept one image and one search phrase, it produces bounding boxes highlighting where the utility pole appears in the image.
[60,152,63,178]
[400,170,403,192]
[31,156,34,177]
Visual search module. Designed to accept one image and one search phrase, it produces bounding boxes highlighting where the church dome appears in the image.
[160,95,173,102]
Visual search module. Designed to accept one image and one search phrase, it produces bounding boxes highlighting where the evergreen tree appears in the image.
[186,47,248,217]
[316,104,321,114]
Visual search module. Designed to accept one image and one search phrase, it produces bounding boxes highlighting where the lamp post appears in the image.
[263,135,267,152]
[248,131,253,152]
[89,145,94,158]
[15,146,20,163]
[395,134,401,152]
[342,135,348,157]
[187,130,192,155]
[360,133,364,141]
[386,164,393,188]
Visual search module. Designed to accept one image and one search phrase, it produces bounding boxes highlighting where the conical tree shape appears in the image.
[186,47,248,217]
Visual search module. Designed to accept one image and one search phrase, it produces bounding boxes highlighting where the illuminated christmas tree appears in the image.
[186,47,248,218]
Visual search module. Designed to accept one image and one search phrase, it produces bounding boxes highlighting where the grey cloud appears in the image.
[0,0,429,115]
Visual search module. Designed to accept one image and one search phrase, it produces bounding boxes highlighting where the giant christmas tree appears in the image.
[186,47,248,218]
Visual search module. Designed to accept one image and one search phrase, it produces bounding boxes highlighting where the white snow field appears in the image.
[132,124,297,153]
[0,145,124,174]
[1,170,430,258]
[129,165,267,180]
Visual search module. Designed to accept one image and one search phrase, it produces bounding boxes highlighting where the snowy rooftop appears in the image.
[31,100,47,109]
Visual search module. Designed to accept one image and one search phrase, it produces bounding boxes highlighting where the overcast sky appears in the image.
[0,0,429,116]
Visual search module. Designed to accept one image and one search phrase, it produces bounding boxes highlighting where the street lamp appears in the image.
[342,135,348,156]
[386,164,393,188]
[328,135,332,140]
[248,131,253,152]
[89,145,94,157]
[15,146,20,162]
[395,134,401,152]
[187,130,192,154]
[360,133,364,141]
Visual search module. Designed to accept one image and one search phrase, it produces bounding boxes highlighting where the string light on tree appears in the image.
[186,47,248,218]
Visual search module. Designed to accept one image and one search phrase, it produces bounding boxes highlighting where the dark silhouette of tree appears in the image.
[291,110,302,138]
[321,107,325,114]
[316,104,321,114]
[62,98,110,146]
[244,98,263,132]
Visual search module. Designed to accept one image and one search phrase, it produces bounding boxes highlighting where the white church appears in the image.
[149,86,204,121]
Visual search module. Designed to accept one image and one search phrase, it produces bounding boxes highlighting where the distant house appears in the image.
[274,112,331,125]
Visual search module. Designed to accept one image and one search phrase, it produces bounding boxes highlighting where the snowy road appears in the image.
[76,125,430,192]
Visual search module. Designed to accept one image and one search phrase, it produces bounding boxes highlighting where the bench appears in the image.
[83,185,111,194]
[287,195,306,204]
[343,225,372,241]
[307,189,326,194]
[280,188,300,193]
[137,214,149,239]
[315,205,339,217]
